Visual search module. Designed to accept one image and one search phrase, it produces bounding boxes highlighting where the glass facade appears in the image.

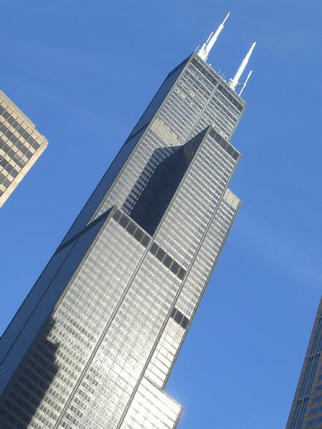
[0,52,245,428]
[0,90,48,207]
[286,298,322,429]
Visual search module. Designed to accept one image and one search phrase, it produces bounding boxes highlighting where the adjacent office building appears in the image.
[286,297,322,428]
[0,90,48,207]
[0,15,254,429]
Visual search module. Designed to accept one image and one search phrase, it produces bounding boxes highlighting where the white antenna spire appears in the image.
[206,32,214,44]
[198,11,230,62]
[229,41,256,91]
[239,69,253,96]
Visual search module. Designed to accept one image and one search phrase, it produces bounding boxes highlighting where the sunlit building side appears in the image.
[0,90,48,207]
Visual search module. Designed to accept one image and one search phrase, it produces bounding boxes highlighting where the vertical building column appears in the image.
[286,298,322,428]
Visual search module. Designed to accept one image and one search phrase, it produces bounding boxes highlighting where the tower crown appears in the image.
[198,13,256,95]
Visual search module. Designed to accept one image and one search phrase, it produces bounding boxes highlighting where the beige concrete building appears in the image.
[0,90,48,206]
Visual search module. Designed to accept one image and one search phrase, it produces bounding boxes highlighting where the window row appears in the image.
[113,207,186,281]
[217,84,244,112]
[170,307,189,329]
[0,105,42,149]
[191,57,218,86]
[112,208,151,247]
[209,128,240,161]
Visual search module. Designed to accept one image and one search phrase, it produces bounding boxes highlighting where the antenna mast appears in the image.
[239,70,253,95]
[198,11,230,62]
[229,41,256,91]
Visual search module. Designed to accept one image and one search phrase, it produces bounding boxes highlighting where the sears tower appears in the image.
[0,13,255,429]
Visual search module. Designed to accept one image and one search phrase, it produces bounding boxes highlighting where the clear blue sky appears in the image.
[1,1,321,428]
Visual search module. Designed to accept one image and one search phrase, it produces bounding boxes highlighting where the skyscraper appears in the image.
[0,90,48,207]
[286,297,322,429]
[0,15,254,429]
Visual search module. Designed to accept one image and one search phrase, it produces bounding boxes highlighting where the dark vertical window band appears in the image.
[171,308,189,329]
[112,207,186,280]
